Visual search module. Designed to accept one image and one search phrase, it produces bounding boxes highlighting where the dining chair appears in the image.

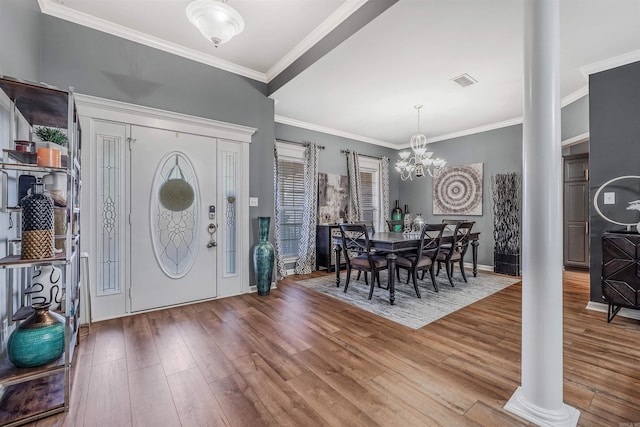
[395,223,446,296]
[351,220,380,282]
[436,221,475,287]
[386,219,404,232]
[339,224,388,299]
[352,221,375,234]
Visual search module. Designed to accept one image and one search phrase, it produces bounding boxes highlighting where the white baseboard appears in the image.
[586,301,640,321]
[91,286,271,322]
[463,262,495,273]
[249,282,278,294]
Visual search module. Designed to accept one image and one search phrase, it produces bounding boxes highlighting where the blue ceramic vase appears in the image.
[253,217,275,296]
[7,303,65,368]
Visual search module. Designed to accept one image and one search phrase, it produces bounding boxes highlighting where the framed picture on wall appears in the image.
[433,163,483,215]
[318,173,348,224]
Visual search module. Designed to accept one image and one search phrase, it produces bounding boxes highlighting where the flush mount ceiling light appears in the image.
[186,0,245,48]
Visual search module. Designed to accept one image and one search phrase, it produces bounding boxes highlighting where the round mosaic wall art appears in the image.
[433,163,483,215]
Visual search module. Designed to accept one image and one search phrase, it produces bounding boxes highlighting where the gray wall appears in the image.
[0,0,41,81]
[398,125,523,268]
[36,14,276,284]
[589,61,640,302]
[561,95,589,141]
[2,1,596,286]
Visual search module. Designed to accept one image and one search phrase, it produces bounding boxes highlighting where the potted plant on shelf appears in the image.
[34,126,68,156]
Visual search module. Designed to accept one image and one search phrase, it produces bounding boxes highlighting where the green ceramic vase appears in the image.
[253,217,275,296]
[7,303,65,368]
[391,200,403,231]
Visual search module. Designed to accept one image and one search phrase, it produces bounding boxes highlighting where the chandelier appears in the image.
[186,0,245,48]
[395,105,446,181]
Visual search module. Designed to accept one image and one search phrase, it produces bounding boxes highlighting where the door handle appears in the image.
[207,223,218,248]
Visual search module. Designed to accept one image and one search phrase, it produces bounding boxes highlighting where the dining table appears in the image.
[333,230,480,305]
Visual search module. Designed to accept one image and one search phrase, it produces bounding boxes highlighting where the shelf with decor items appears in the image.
[0,76,82,426]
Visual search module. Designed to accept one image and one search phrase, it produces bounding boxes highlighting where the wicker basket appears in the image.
[21,230,54,260]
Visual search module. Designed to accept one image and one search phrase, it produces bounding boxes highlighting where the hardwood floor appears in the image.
[31,269,639,426]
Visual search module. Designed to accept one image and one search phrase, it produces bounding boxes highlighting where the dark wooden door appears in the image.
[563,154,589,268]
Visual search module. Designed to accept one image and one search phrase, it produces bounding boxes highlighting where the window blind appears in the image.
[360,170,376,222]
[277,158,305,256]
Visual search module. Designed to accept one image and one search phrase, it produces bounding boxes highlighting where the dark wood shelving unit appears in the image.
[0,372,65,426]
[0,252,67,268]
[2,150,69,169]
[0,76,82,425]
[0,353,65,386]
[0,77,70,129]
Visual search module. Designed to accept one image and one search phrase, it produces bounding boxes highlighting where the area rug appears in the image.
[296,270,520,329]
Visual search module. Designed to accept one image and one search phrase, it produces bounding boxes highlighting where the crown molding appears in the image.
[561,132,589,147]
[561,85,588,107]
[37,0,267,83]
[275,115,396,148]
[278,84,590,152]
[76,93,256,142]
[396,88,589,148]
[392,117,523,149]
[265,0,368,81]
[580,49,640,79]
[0,88,10,111]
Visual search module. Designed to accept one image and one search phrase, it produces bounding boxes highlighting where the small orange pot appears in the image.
[37,148,61,168]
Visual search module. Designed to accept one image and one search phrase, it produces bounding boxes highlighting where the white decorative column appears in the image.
[504,0,580,425]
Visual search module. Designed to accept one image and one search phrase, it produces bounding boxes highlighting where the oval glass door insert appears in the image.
[150,152,200,278]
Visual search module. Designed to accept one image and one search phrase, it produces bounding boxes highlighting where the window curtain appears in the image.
[380,156,390,230]
[347,151,362,222]
[272,144,288,280]
[294,143,320,274]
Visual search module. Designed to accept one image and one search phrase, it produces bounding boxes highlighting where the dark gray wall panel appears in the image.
[0,0,41,81]
[589,61,640,302]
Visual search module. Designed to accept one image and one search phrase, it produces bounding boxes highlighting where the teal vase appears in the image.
[391,200,402,231]
[8,303,65,368]
[253,217,275,296]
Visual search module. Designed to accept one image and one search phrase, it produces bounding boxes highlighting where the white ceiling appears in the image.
[39,0,640,148]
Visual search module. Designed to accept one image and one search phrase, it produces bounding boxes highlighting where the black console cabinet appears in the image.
[316,225,344,272]
[601,231,640,322]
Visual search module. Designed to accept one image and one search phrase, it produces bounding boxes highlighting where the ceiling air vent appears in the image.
[451,73,478,88]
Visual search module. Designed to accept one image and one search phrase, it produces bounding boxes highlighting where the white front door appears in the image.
[129,126,218,312]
